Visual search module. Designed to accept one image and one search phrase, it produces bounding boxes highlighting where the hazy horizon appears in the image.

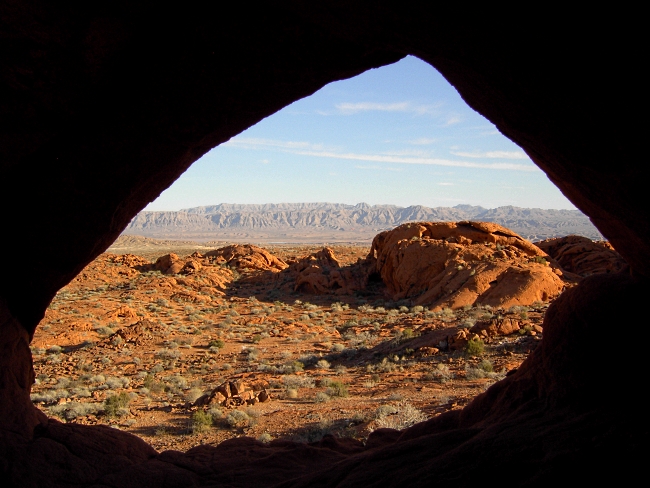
[139,201,583,213]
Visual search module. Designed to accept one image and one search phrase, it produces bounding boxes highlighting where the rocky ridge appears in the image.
[124,203,602,242]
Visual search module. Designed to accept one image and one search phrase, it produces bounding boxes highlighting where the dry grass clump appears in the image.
[372,401,427,431]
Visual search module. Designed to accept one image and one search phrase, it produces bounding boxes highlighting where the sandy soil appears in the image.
[30,243,545,452]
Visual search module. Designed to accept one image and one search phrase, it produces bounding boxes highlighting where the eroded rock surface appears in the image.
[271,247,372,295]
[366,221,567,309]
[205,245,288,273]
[536,235,628,277]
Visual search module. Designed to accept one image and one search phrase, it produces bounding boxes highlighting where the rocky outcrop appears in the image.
[367,221,567,309]
[195,378,271,408]
[536,235,628,277]
[273,247,371,295]
[204,245,288,273]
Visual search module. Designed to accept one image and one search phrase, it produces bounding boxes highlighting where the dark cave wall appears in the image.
[0,3,645,486]
[0,5,643,334]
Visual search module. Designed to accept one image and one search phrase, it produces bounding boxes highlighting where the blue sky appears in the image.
[146,56,575,211]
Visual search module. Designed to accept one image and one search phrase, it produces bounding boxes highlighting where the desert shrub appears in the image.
[257,433,273,444]
[478,359,493,372]
[465,366,488,380]
[155,348,180,359]
[105,376,130,389]
[71,387,92,398]
[369,357,399,373]
[314,392,331,403]
[292,419,338,443]
[316,359,331,369]
[465,338,485,357]
[190,410,213,433]
[104,392,131,417]
[374,404,398,419]
[89,374,106,384]
[334,365,347,375]
[225,410,251,428]
[426,363,453,383]
[50,401,103,421]
[208,339,225,349]
[282,375,315,389]
[373,401,427,431]
[326,381,349,398]
[331,343,345,353]
[95,327,115,337]
[465,360,500,381]
[186,388,204,403]
[285,388,299,399]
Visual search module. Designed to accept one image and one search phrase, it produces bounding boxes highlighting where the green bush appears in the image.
[326,381,349,398]
[478,359,493,372]
[191,410,213,433]
[465,338,485,357]
[104,392,131,417]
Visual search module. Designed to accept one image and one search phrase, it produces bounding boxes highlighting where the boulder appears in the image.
[536,235,628,277]
[196,378,271,408]
[204,245,288,272]
[367,221,566,309]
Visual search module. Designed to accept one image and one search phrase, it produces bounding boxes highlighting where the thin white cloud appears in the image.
[408,137,437,145]
[438,182,454,186]
[224,137,329,151]
[333,101,440,116]
[355,165,402,172]
[293,149,537,172]
[444,114,462,126]
[336,102,409,114]
[224,137,539,172]
[450,150,529,160]
[259,159,270,164]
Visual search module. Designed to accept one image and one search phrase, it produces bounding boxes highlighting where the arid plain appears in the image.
[29,222,624,452]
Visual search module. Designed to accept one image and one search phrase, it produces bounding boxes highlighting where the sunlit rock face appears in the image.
[0,3,643,486]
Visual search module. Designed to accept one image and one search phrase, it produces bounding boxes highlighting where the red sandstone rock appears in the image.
[367,221,566,309]
[274,247,371,295]
[204,245,288,273]
[536,235,628,277]
[109,254,151,268]
[197,378,271,408]
[470,317,521,337]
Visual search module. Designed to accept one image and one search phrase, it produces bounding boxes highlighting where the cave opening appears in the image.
[27,56,589,453]
[2,7,643,484]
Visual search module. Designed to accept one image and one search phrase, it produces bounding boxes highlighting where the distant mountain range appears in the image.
[123,203,602,243]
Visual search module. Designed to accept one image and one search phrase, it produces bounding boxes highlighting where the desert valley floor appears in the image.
[29,225,621,453]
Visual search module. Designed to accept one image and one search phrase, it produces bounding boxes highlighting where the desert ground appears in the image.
[29,233,554,453]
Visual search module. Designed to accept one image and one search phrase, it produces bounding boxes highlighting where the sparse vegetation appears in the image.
[104,392,131,417]
[30,240,548,452]
[465,338,485,357]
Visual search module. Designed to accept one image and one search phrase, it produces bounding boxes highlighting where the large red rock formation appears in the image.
[536,235,628,277]
[0,4,644,486]
[368,221,566,309]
